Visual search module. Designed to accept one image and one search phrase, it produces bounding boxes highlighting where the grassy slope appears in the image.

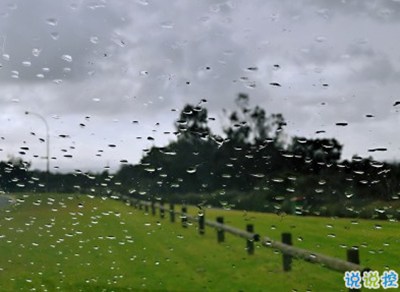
[188,207,400,271]
[0,194,398,291]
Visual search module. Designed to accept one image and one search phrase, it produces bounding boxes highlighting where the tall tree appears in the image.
[224,93,286,145]
[176,104,211,141]
[289,137,342,173]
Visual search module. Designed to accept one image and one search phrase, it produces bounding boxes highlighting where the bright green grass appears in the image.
[184,206,400,271]
[0,194,398,291]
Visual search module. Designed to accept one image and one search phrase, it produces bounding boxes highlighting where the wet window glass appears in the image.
[0,1,399,291]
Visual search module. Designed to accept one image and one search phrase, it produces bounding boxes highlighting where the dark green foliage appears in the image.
[0,157,32,192]
[289,137,342,173]
[1,94,399,219]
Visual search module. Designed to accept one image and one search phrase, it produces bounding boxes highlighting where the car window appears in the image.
[0,1,399,291]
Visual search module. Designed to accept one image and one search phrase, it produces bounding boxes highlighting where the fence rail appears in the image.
[122,196,369,278]
[261,236,363,272]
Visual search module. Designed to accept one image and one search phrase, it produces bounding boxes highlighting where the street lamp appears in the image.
[25,111,50,174]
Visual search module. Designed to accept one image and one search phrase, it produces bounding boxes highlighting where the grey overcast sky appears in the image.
[1,0,400,173]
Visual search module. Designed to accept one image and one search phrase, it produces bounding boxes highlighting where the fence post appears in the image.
[151,200,156,216]
[347,247,360,265]
[216,216,225,243]
[246,224,254,255]
[198,211,205,235]
[169,203,175,223]
[246,224,255,255]
[347,247,360,292]
[160,200,165,219]
[181,205,187,228]
[282,232,293,271]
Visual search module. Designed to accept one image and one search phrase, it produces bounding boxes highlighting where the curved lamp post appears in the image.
[25,111,50,174]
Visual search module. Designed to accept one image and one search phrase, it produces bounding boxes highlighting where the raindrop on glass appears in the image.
[61,54,73,62]
[46,18,58,26]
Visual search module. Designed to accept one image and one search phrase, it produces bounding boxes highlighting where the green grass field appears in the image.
[0,193,398,291]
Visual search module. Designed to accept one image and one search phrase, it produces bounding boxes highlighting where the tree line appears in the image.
[1,93,399,219]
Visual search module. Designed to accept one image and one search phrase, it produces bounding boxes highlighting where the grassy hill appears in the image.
[0,193,398,291]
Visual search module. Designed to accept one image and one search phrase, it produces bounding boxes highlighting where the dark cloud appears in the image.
[305,0,400,22]
[1,0,400,171]
[349,55,400,84]
[0,0,127,82]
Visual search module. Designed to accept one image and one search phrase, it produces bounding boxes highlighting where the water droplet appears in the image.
[50,32,60,40]
[250,173,265,178]
[246,66,258,71]
[374,208,385,214]
[274,196,285,201]
[61,54,72,62]
[11,70,19,79]
[160,21,174,29]
[315,36,327,43]
[136,0,149,6]
[269,82,281,87]
[370,161,384,168]
[22,61,31,67]
[46,18,58,26]
[309,253,317,259]
[368,147,387,152]
[90,36,99,44]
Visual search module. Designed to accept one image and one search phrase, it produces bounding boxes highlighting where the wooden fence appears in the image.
[122,196,369,283]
